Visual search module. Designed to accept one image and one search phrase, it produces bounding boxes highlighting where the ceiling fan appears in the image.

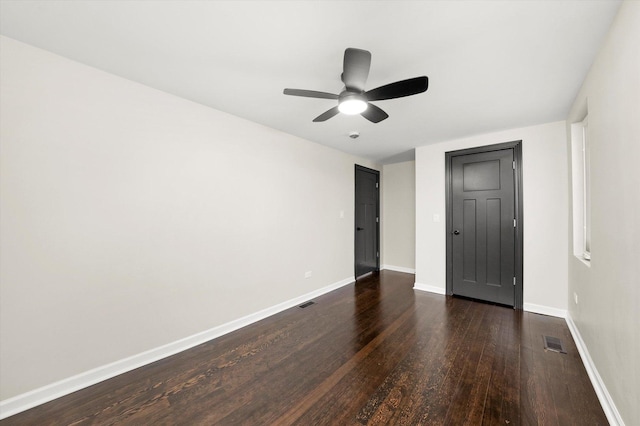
[283,48,428,123]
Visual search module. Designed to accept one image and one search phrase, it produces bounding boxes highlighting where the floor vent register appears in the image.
[543,335,567,354]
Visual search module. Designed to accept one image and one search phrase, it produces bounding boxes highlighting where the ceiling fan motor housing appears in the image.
[339,90,365,101]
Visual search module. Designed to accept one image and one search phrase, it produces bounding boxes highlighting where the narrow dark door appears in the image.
[449,147,517,306]
[355,165,379,278]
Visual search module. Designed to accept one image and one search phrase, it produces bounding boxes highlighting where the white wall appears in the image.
[415,121,568,315]
[0,36,377,401]
[566,2,640,424]
[381,161,416,272]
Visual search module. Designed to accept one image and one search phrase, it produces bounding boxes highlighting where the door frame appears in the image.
[354,164,380,278]
[445,141,523,309]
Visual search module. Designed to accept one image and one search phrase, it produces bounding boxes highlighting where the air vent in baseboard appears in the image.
[543,335,567,354]
[298,301,315,309]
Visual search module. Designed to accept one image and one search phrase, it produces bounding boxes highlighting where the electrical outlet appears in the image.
[305,271,312,279]
[574,292,579,304]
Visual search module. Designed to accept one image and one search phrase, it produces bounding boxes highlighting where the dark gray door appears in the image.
[355,165,379,278]
[450,148,516,306]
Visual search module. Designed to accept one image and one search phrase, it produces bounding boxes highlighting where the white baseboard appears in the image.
[381,264,416,274]
[413,282,446,295]
[409,291,568,319]
[566,315,625,426]
[0,276,354,420]
[523,303,567,318]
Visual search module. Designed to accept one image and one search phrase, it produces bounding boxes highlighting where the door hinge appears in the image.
[513,277,516,286]
[512,161,516,170]
[376,182,379,188]
[377,251,379,258]
[513,219,517,228]
[376,217,379,223]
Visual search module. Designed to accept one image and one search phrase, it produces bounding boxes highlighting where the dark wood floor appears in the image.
[2,271,607,425]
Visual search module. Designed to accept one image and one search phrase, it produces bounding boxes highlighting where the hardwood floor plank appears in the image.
[483,308,521,425]
[0,271,608,426]
[354,297,446,425]
[283,298,419,424]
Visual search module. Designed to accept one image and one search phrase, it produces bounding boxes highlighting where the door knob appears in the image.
[357,227,364,231]
[452,229,460,235]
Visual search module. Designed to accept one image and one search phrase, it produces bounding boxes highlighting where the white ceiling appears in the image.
[0,0,621,163]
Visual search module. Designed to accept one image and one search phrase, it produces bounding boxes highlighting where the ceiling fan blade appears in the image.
[341,48,371,92]
[361,103,389,123]
[313,106,341,122]
[283,88,339,99]
[365,76,428,101]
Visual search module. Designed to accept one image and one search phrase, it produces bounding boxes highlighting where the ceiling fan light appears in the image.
[338,99,368,115]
